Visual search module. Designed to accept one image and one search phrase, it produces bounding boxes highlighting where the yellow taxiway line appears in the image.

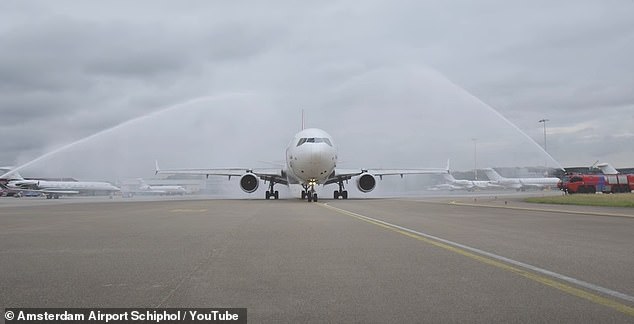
[319,203,634,317]
[447,201,634,218]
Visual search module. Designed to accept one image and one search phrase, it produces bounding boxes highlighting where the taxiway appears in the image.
[1,197,632,322]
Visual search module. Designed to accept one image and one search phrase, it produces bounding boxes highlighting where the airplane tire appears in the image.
[274,191,279,199]
[313,193,318,202]
[334,190,339,199]
[307,194,312,202]
[265,191,270,200]
[301,191,306,199]
[342,191,348,199]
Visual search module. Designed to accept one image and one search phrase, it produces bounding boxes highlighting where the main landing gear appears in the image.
[265,181,279,200]
[333,179,348,199]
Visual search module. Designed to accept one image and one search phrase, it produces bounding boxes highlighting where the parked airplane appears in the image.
[155,128,448,202]
[435,173,498,191]
[483,168,560,191]
[122,179,186,197]
[0,167,120,199]
[596,162,619,175]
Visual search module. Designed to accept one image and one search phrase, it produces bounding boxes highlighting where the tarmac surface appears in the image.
[1,195,633,322]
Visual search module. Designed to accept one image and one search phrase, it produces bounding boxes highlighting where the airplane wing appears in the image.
[369,168,449,179]
[36,188,81,194]
[335,167,448,177]
[155,162,288,185]
[324,167,448,185]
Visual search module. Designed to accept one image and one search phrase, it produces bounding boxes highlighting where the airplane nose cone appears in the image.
[293,144,335,180]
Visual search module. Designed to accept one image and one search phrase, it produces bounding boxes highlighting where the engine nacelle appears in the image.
[240,174,259,193]
[9,180,38,189]
[356,173,377,193]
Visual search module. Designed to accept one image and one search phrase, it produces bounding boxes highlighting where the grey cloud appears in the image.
[1,1,633,175]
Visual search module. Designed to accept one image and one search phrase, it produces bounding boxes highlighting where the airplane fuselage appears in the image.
[285,128,337,186]
[8,179,120,192]
[483,168,559,189]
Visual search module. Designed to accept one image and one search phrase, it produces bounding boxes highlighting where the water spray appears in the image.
[0,93,252,180]
[429,69,566,171]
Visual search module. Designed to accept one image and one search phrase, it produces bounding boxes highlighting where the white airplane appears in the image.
[0,167,120,199]
[155,128,448,202]
[122,179,186,197]
[483,168,560,191]
[437,173,496,191]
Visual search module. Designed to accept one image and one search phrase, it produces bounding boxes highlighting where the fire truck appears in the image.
[558,173,634,194]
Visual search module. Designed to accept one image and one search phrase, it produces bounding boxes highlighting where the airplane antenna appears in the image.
[301,109,305,130]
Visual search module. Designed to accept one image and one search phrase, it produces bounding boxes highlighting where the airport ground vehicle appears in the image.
[558,173,634,194]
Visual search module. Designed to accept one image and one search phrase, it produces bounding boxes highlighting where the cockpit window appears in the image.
[296,137,333,147]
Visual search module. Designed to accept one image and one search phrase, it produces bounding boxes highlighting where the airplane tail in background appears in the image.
[443,173,457,183]
[0,167,25,180]
[483,168,504,181]
[136,178,151,190]
[596,163,619,175]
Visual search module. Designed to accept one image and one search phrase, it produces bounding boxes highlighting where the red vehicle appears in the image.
[558,173,634,194]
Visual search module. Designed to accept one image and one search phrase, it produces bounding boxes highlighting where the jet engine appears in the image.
[240,174,259,193]
[9,180,38,189]
[356,173,377,193]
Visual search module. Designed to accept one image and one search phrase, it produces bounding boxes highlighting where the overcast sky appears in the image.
[1,0,633,180]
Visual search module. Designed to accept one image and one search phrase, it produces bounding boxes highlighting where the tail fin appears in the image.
[596,163,619,175]
[154,160,160,175]
[0,167,25,180]
[443,173,457,183]
[137,178,150,190]
[483,168,504,181]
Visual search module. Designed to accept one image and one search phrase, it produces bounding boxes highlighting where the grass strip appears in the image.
[525,194,634,208]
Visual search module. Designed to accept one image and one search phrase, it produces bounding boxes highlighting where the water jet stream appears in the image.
[434,70,565,170]
[0,93,251,179]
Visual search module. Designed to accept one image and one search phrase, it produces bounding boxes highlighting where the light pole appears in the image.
[472,138,477,180]
[539,119,549,169]
[538,119,549,152]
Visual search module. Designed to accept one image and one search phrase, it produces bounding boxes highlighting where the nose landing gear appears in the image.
[302,183,318,202]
